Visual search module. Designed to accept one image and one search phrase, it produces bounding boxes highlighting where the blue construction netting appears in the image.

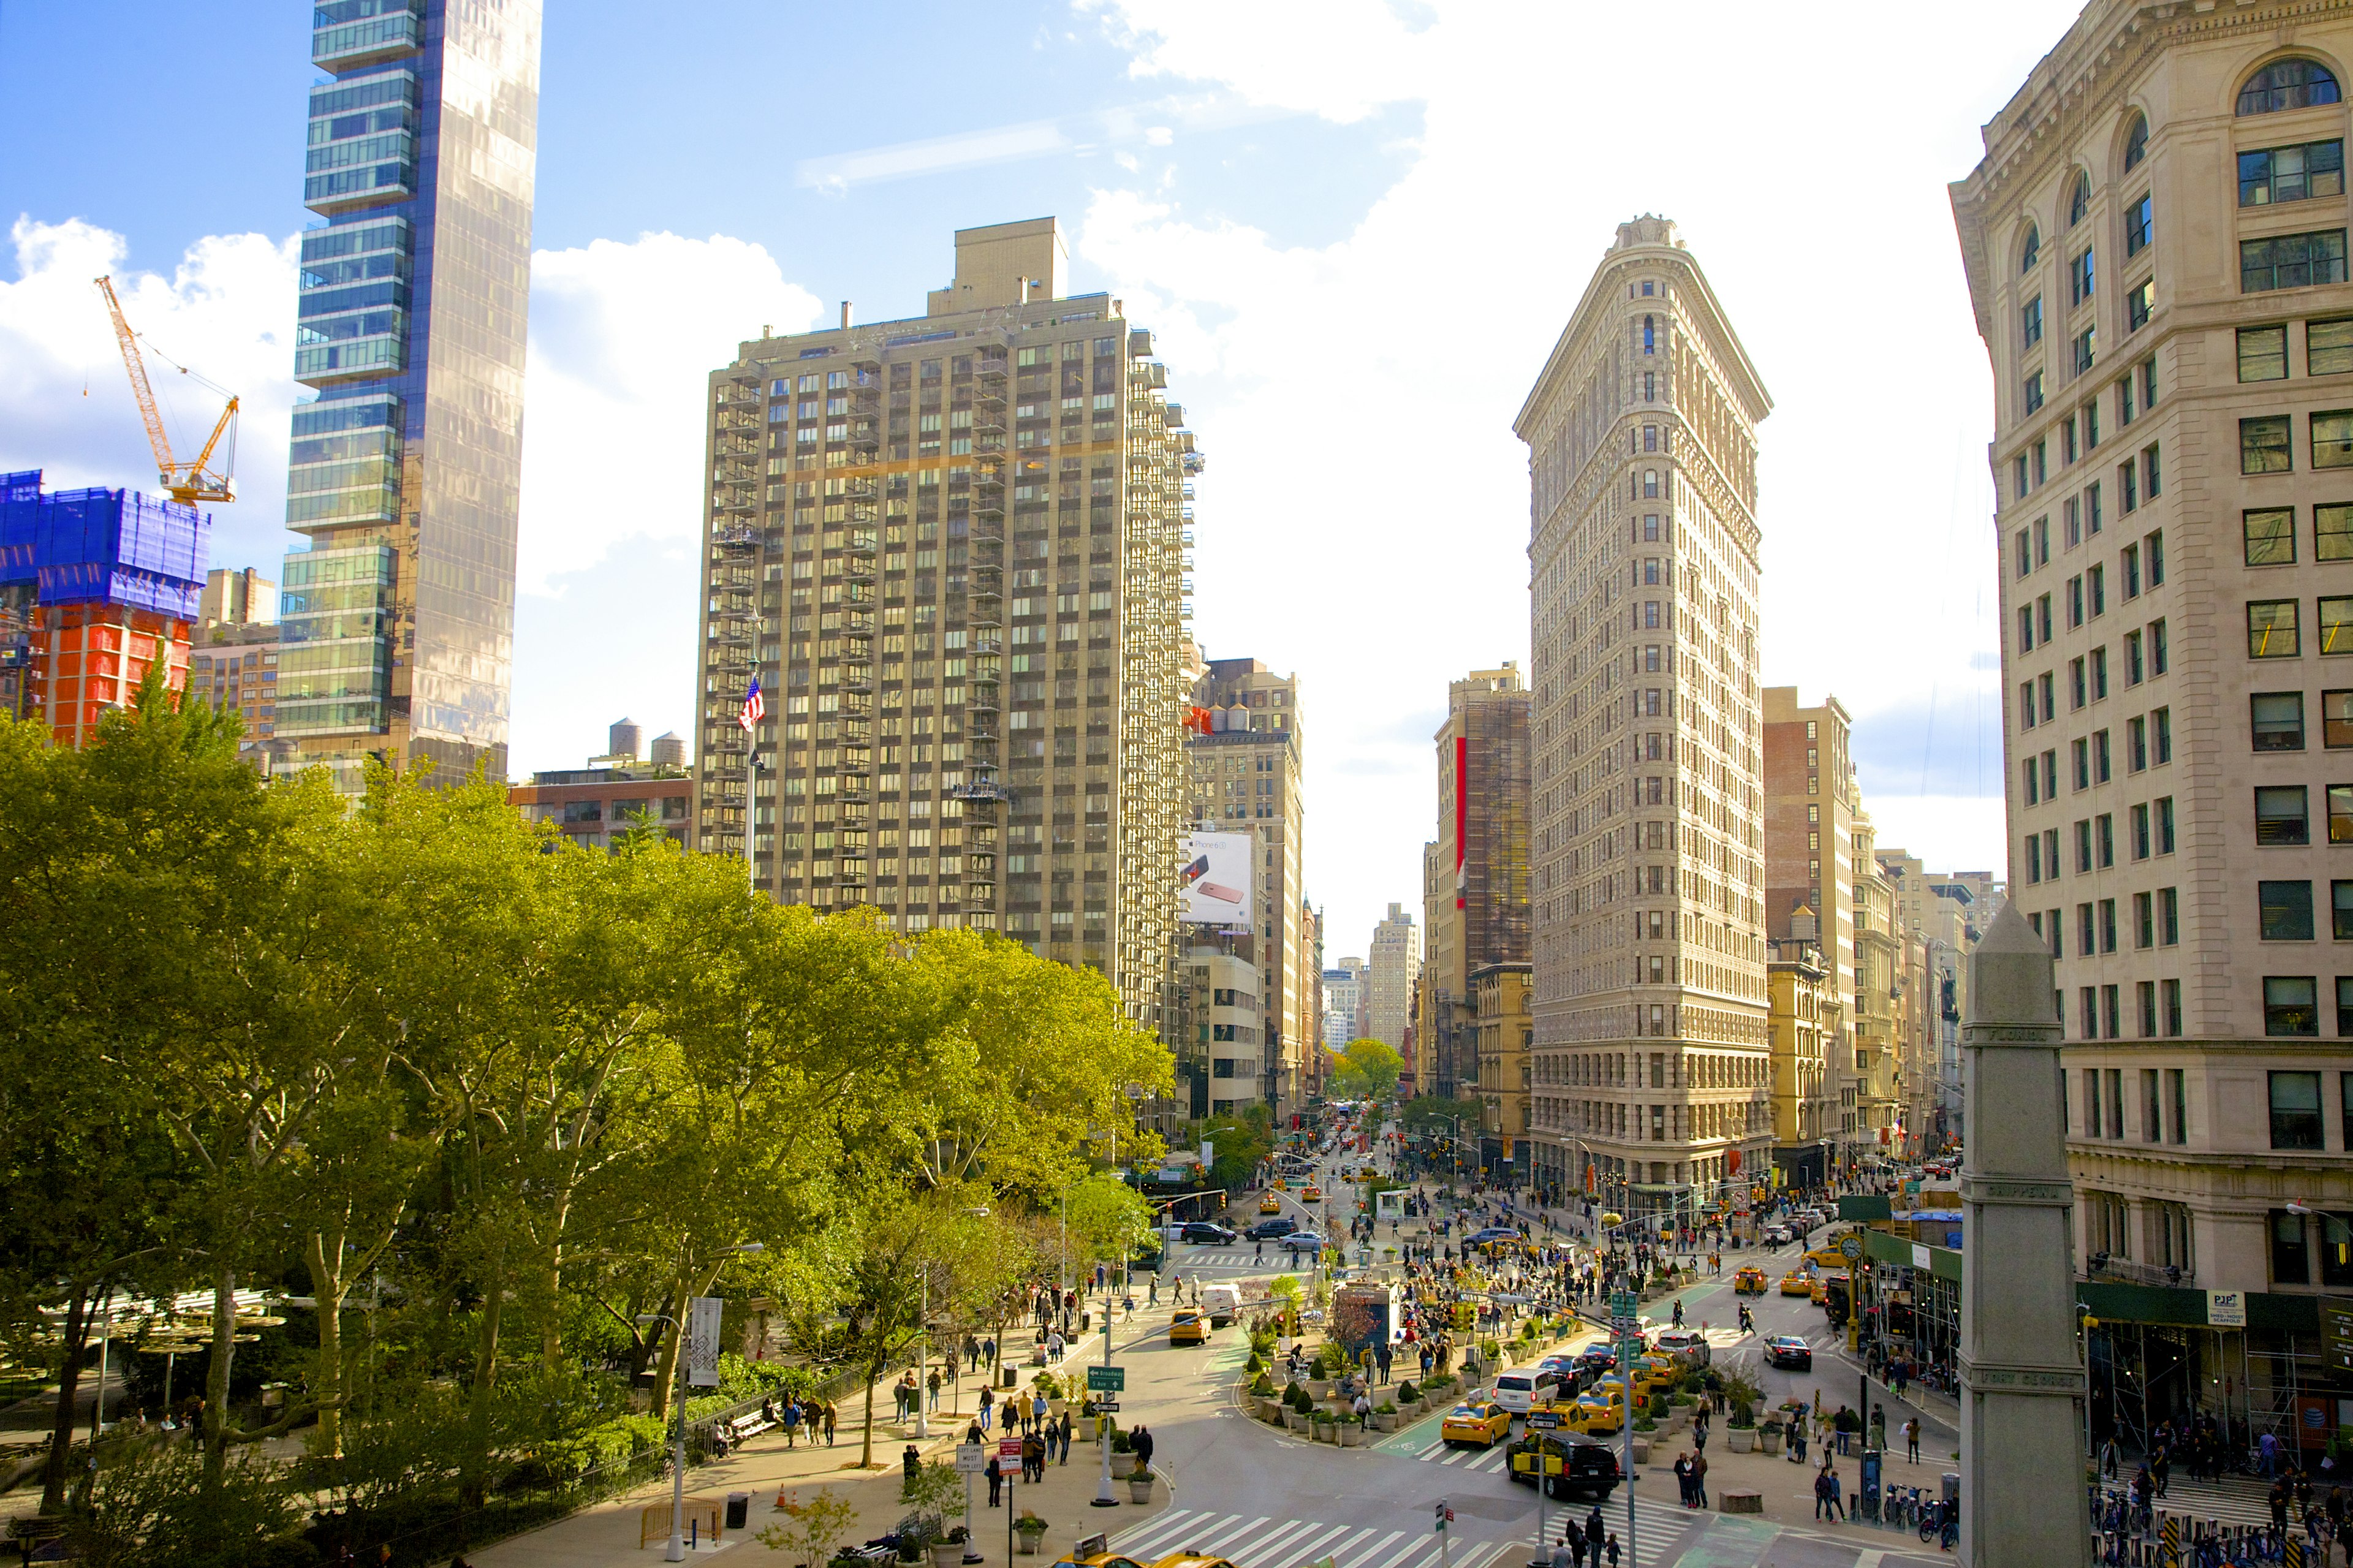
[0,472,210,616]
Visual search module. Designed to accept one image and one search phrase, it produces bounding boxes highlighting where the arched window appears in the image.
[2021,224,2041,273]
[2069,170,2092,226]
[2123,113,2149,172]
[1642,316,1656,354]
[2238,58,2341,116]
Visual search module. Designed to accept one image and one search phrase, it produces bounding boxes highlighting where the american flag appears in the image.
[738,675,763,733]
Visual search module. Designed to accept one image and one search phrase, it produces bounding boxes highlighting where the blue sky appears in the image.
[0,0,2082,956]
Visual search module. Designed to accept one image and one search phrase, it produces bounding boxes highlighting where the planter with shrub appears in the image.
[1014,1514,1048,1556]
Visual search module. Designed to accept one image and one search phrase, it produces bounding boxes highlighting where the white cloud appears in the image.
[1070,0,2074,954]
[0,216,302,577]
[517,232,819,596]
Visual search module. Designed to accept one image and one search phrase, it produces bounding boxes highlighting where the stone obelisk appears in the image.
[1958,900,2089,1565]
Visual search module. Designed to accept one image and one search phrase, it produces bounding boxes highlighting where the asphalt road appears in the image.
[1096,1131,1953,1568]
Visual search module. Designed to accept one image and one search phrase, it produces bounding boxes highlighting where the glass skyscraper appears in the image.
[280,0,541,786]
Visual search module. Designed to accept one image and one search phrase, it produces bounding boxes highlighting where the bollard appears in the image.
[2287,1533,2305,1568]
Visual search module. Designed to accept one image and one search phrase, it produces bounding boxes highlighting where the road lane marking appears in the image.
[1332,1529,1404,1568]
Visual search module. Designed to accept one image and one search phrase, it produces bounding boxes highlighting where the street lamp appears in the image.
[638,1241,764,1563]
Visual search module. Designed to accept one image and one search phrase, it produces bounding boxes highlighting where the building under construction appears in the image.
[0,470,210,746]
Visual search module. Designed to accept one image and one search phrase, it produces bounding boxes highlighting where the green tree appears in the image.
[1332,1039,1404,1101]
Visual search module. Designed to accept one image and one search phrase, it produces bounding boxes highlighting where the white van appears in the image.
[1199,1282,1241,1328]
[1651,1328,1711,1366]
[1490,1366,1566,1414]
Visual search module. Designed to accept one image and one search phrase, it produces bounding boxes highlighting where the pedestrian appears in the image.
[928,1366,942,1412]
[1674,1452,1694,1507]
[1604,1532,1620,1567]
[1691,1450,1708,1509]
[1057,1409,1073,1464]
[1905,1417,1922,1465]
[1134,1423,1154,1471]
[1815,1464,1844,1521]
[979,1386,994,1433]
[904,1444,922,1483]
[782,1400,801,1448]
[985,1453,1002,1506]
[823,1403,836,1445]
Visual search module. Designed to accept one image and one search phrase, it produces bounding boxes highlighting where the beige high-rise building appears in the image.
[1953,0,2353,1434]
[1472,960,1534,1178]
[1519,216,1774,1215]
[693,219,1197,1028]
[1419,664,1533,1119]
[1761,686,1865,1175]
[1366,903,1420,1055]
[1186,656,1308,1112]
[1765,930,1840,1178]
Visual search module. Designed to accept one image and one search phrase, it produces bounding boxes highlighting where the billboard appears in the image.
[686,1295,725,1387]
[1178,830,1254,926]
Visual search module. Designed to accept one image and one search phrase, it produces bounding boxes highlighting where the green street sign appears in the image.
[2324,1300,2353,1374]
[1087,1366,1127,1392]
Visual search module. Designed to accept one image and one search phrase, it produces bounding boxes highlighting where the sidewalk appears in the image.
[473,1314,1171,1567]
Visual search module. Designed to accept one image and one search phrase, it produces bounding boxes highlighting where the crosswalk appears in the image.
[2101,1475,2281,1533]
[1108,1504,1704,1568]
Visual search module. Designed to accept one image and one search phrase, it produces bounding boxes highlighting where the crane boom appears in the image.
[93,275,237,506]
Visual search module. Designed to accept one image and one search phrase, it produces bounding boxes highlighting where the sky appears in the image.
[0,0,2082,961]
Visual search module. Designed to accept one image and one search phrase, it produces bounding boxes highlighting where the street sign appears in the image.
[1087,1365,1127,1392]
[1095,1399,1120,1412]
[954,1442,988,1475]
[2324,1300,2353,1374]
[1526,1410,1561,1430]
[997,1436,1022,1461]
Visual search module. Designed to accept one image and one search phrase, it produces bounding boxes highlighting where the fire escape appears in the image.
[702,368,763,858]
[946,346,1009,923]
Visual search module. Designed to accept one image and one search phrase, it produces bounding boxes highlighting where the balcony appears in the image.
[313,5,422,69]
[295,327,405,387]
[303,136,417,215]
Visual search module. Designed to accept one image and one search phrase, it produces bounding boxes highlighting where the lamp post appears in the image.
[638,1241,763,1563]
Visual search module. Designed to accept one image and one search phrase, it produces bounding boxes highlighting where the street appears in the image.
[1109,1132,1957,1568]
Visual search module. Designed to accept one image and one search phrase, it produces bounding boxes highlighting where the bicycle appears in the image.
[1919,1499,1958,1550]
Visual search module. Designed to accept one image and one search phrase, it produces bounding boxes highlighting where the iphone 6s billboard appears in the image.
[1178,831,1254,926]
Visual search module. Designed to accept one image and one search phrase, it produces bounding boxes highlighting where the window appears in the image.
[2313,319,2353,376]
[2094,649,2110,700]
[2327,596,2353,654]
[2129,714,2148,770]
[2128,279,2154,332]
[2126,193,2153,255]
[2238,58,2343,116]
[2161,886,2180,944]
[2317,415,2353,477]
[2240,138,2347,204]
[2023,373,2044,415]
[2328,692,2353,748]
[2241,325,2290,381]
[2331,784,2353,843]
[2071,170,2092,226]
[2144,444,2161,498]
[2273,1070,2327,1149]
[2088,401,2102,452]
[2322,505,2353,559]
[2089,479,2104,532]
[2244,415,2294,473]
[2257,785,2313,844]
[2135,889,2156,946]
[2243,230,2349,292]
[2098,812,2115,867]
[2069,580,2085,630]
[2250,599,2302,657]
[2127,632,2145,686]
[2124,113,2148,172]
[2076,818,2094,874]
[2276,1210,2314,1284]
[2248,507,2298,566]
[2036,514,2050,565]
[2101,898,2119,953]
[1642,316,1654,354]
[2255,691,2307,750]
[2326,1215,2353,1289]
[2123,456,2139,511]
[2268,976,2322,1037]
[2091,563,2107,618]
[2075,327,2097,375]
[2022,295,2043,347]
[2074,248,2096,306]
[2336,880,2353,939]
[2153,619,2169,673]
[2073,735,2090,787]
[2156,705,2173,762]
[2158,795,2176,852]
[2078,903,2097,957]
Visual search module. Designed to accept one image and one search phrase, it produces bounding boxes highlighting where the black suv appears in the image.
[1180,1221,1237,1245]
[1246,1217,1299,1240]
[1505,1434,1621,1501]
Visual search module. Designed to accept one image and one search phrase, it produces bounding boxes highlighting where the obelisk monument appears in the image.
[1958,900,2090,1565]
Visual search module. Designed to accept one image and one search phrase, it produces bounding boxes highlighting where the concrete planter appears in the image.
[1127,1477,1153,1505]
[1016,1529,1047,1556]
[1629,1437,1650,1464]
[1283,1410,1308,1433]
[1373,1413,1400,1432]
[1726,1426,1754,1453]
[932,1543,966,1568]
[1313,1422,1339,1444]
[1759,1430,1783,1456]
[1339,1425,1362,1446]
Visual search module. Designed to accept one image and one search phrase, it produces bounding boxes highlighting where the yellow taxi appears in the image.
[1146,1554,1240,1568]
[1733,1265,1768,1295]
[1259,1193,1283,1214]
[1054,1552,1151,1568]
[1440,1399,1514,1448]
[1561,1393,1623,1436]
[1629,1355,1681,1399]
[1302,1184,1323,1202]
[1803,1241,1851,1271]
[1167,1309,1209,1345]
[1779,1270,1815,1297]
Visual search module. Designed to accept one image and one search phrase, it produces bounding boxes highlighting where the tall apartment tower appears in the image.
[1761,687,1869,1167]
[1953,2,2353,1343]
[1365,904,1420,1053]
[693,220,1198,1028]
[1518,216,1774,1213]
[1323,956,1364,1055]
[278,0,542,787]
[1186,656,1308,1110]
[1419,664,1533,1110]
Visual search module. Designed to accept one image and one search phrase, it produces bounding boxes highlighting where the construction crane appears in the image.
[93,275,238,506]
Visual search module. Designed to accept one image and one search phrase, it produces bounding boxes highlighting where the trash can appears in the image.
[726,1492,751,1531]
[1942,1472,1960,1506]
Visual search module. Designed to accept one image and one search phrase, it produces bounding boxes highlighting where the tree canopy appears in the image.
[1328,1037,1406,1102]
[0,682,1174,1558]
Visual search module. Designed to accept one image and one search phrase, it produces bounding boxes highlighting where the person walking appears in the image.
[1904,1416,1922,1464]
[1691,1450,1708,1509]
[978,1386,994,1433]
[781,1400,801,1449]
[1815,1464,1844,1521]
[1133,1424,1155,1474]
[985,1453,1003,1507]
[1056,1409,1073,1464]
[1673,1452,1694,1507]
